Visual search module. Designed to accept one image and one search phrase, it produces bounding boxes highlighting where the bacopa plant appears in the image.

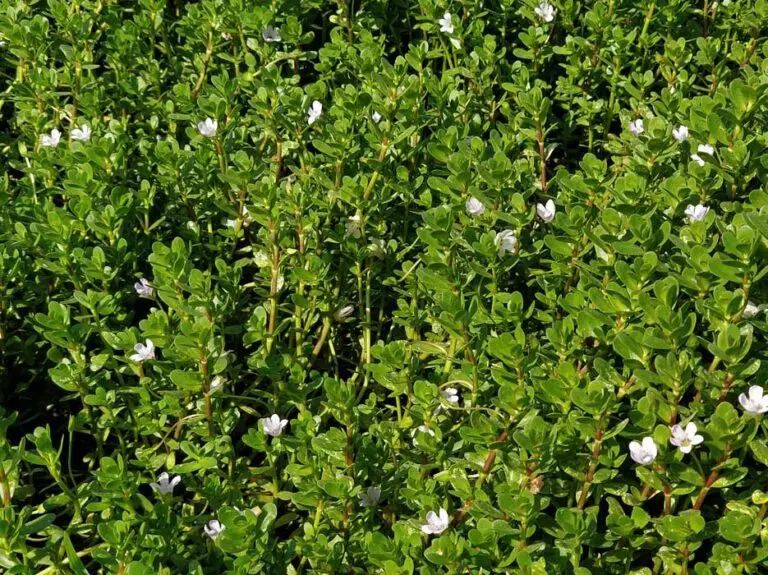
[1,0,768,573]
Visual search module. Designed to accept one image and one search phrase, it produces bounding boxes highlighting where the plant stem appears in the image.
[363,265,372,389]
[361,138,389,201]
[576,421,603,509]
[693,445,731,510]
[192,31,213,98]
[454,430,508,525]
[215,139,227,175]
[35,548,94,575]
[442,337,458,381]
[640,3,656,46]
[535,118,547,194]
[716,373,734,404]
[266,220,280,353]
[0,465,11,506]
[308,319,332,369]
[617,375,636,399]
[200,350,214,437]
[275,139,283,181]
[294,211,306,356]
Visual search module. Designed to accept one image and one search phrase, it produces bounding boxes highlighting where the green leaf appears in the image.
[173,457,218,473]
[19,514,56,537]
[170,370,203,391]
[63,533,89,575]
[718,510,759,543]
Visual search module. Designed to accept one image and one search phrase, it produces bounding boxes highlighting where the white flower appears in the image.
[134,278,154,299]
[71,125,92,142]
[685,204,709,223]
[345,214,362,238]
[210,376,223,391]
[495,230,517,256]
[307,100,323,125]
[440,387,459,405]
[690,154,705,166]
[262,26,281,43]
[629,437,658,465]
[421,508,450,535]
[698,144,714,155]
[372,111,382,123]
[739,386,768,415]
[534,2,556,22]
[197,118,218,138]
[536,199,556,223]
[40,128,61,148]
[466,197,485,216]
[221,32,232,40]
[334,305,355,321]
[150,472,181,495]
[672,125,689,143]
[743,301,761,319]
[669,423,704,454]
[130,339,155,362]
[438,12,454,34]
[204,519,225,540]
[359,486,381,507]
[276,274,285,292]
[628,118,644,136]
[261,413,288,437]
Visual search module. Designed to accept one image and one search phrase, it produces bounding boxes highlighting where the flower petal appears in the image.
[691,435,704,445]
[439,508,449,524]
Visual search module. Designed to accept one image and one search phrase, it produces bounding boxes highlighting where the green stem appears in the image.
[266,221,280,354]
[0,465,11,507]
[308,319,332,369]
[442,338,458,381]
[192,31,213,98]
[640,3,656,46]
[361,139,389,201]
[363,265,372,389]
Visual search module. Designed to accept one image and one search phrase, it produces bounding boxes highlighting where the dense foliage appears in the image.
[2,0,768,573]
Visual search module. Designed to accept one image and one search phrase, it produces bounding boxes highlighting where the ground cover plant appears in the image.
[1,0,768,573]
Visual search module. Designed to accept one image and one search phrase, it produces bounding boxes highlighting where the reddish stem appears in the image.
[576,426,603,509]
[454,431,509,525]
